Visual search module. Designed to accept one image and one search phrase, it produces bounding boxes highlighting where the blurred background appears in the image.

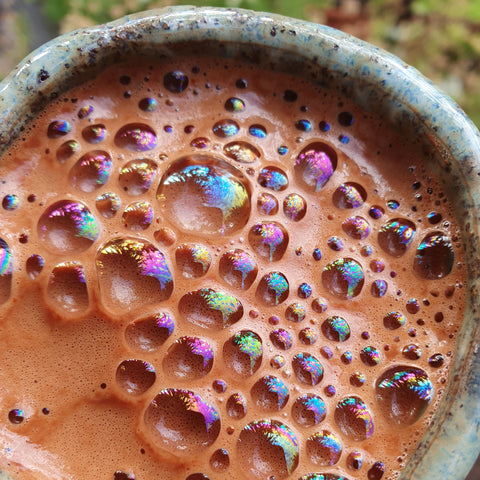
[1,0,480,478]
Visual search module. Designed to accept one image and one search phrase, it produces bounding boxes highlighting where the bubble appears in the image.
[298,282,312,299]
[186,474,209,480]
[319,120,331,132]
[118,159,157,195]
[428,353,444,368]
[157,154,251,237]
[299,327,317,345]
[256,271,289,306]
[8,409,24,424]
[223,330,262,376]
[224,141,260,164]
[371,280,387,298]
[225,97,245,112]
[248,221,289,262]
[163,71,189,93]
[219,248,258,290]
[368,462,385,480]
[213,119,239,138]
[153,227,176,247]
[257,192,279,215]
[125,312,174,352]
[47,120,71,138]
[56,140,80,163]
[77,104,93,118]
[334,396,374,441]
[387,199,399,210]
[292,353,324,386]
[369,206,384,219]
[327,237,344,251]
[249,124,267,138]
[283,193,307,222]
[360,346,381,366]
[342,216,370,239]
[115,123,157,151]
[143,389,220,456]
[322,258,364,299]
[210,448,230,471]
[295,119,312,132]
[113,471,135,480]
[284,89,298,102]
[251,375,289,411]
[96,192,121,218]
[68,150,112,193]
[307,430,342,466]
[375,366,433,425]
[95,238,173,313]
[237,420,299,479]
[38,200,99,254]
[26,254,44,279]
[191,137,210,148]
[286,302,306,322]
[270,329,293,350]
[332,183,367,209]
[299,475,347,480]
[47,261,89,313]
[174,244,211,278]
[2,194,19,210]
[427,211,442,224]
[212,379,226,393]
[378,218,416,257]
[383,312,406,330]
[121,201,153,230]
[402,344,422,360]
[226,392,247,419]
[292,394,326,427]
[347,452,363,470]
[406,298,420,314]
[163,336,214,380]
[82,124,107,143]
[294,142,337,192]
[178,288,243,329]
[258,166,288,191]
[139,97,158,111]
[341,351,353,364]
[0,239,12,304]
[278,145,288,155]
[338,111,354,126]
[313,248,322,261]
[413,233,454,279]
[116,359,156,395]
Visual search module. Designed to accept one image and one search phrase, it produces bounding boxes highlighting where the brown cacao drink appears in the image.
[0,52,466,480]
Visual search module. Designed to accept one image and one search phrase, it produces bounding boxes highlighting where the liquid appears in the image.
[0,55,465,480]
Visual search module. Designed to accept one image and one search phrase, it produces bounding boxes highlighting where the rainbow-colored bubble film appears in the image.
[334,396,374,441]
[258,166,289,191]
[232,330,262,371]
[257,271,289,306]
[378,218,416,257]
[307,430,343,465]
[219,249,257,290]
[294,143,336,191]
[0,238,13,277]
[224,141,260,164]
[249,221,288,262]
[293,394,327,427]
[114,123,157,151]
[252,375,290,410]
[414,233,454,279]
[322,258,364,299]
[293,353,324,386]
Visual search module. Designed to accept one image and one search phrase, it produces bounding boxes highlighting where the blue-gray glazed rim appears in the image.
[0,6,479,480]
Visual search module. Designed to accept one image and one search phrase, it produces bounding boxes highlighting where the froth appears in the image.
[0,54,466,480]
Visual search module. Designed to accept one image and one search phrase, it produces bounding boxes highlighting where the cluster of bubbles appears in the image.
[1,67,461,480]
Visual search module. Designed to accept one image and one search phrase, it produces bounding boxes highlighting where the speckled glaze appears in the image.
[0,6,479,480]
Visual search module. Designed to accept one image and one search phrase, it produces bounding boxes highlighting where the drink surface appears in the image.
[0,54,466,480]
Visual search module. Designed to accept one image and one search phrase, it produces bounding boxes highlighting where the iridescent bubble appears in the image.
[256,271,289,306]
[38,200,99,254]
[224,141,260,164]
[368,462,385,480]
[69,150,112,192]
[278,145,288,155]
[47,120,71,138]
[2,194,18,211]
[295,119,312,132]
[212,379,226,393]
[115,123,157,151]
[292,394,326,427]
[223,330,262,376]
[191,137,210,148]
[179,288,243,329]
[213,119,239,138]
[371,279,388,298]
[375,366,433,425]
[294,142,337,192]
[116,359,156,395]
[406,298,421,314]
[163,336,214,380]
[319,121,331,132]
[56,140,80,163]
[251,375,289,411]
[360,346,381,366]
[113,472,135,480]
[427,211,442,224]
[248,221,289,262]
[139,97,158,111]
[257,192,279,215]
[292,353,324,386]
[0,238,13,304]
[26,254,44,279]
[258,166,288,191]
[370,260,385,273]
[271,355,286,369]
[96,192,120,218]
[119,159,157,195]
[122,201,153,230]
[286,302,306,322]
[270,329,293,350]
[163,71,189,93]
[428,353,444,368]
[322,258,364,299]
[307,430,342,466]
[387,199,400,210]
[209,449,229,472]
[332,183,367,209]
[82,124,107,143]
[413,232,454,279]
[347,451,363,471]
[298,282,312,299]
[299,475,347,480]
[249,124,267,138]
[237,420,299,479]
[95,238,173,313]
[334,396,374,441]
[327,237,344,251]
[227,392,247,418]
[383,311,406,330]
[378,218,416,257]
[77,104,93,118]
[342,216,370,239]
[219,249,257,290]
[299,327,317,345]
[341,351,353,364]
[176,244,211,278]
[402,344,422,360]
[369,205,384,219]
[283,193,307,221]
[8,409,24,424]
[125,312,174,352]
[47,261,89,313]
[157,155,251,237]
[143,388,220,456]
[225,97,245,112]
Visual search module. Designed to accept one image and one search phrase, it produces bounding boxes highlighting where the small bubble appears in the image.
[226,392,247,418]
[77,105,93,119]
[116,359,156,395]
[322,316,350,342]
[341,351,353,364]
[428,353,444,368]
[251,375,289,410]
[223,330,262,376]
[339,134,349,144]
[360,346,381,366]
[278,145,288,155]
[283,89,298,102]
[295,119,312,132]
[47,120,71,138]
[249,221,289,262]
[270,329,293,350]
[2,194,19,211]
[332,182,367,209]
[342,216,370,239]
[56,140,80,163]
[236,78,248,89]
[347,451,364,470]
[119,159,157,195]
[387,200,400,209]
[292,353,323,386]
[82,124,107,143]
[312,297,327,313]
[312,248,322,261]
[258,166,288,191]
[338,111,354,126]
[154,227,176,247]
[257,192,279,215]
[115,123,157,151]
[213,119,239,138]
[325,385,336,397]
[292,393,326,427]
[378,218,416,257]
[298,282,312,299]
[175,244,211,278]
[283,193,307,221]
[413,233,454,279]
[285,302,306,323]
[163,71,189,93]
[256,271,289,306]
[249,124,267,138]
[139,97,158,111]
[212,379,227,393]
[368,462,385,480]
[191,137,210,148]
[122,201,153,230]
[210,448,230,471]
[361,245,373,256]
[371,280,388,298]
[69,150,112,192]
[383,311,406,330]
[322,258,364,299]
[402,344,422,360]
[8,409,24,424]
[299,327,317,345]
[319,120,331,132]
[125,312,174,352]
[225,97,245,112]
[406,298,420,314]
[327,236,344,251]
[427,211,442,224]
[307,430,342,466]
[224,141,260,164]
[219,249,258,290]
[369,205,384,219]
[334,396,374,441]
[26,254,44,279]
